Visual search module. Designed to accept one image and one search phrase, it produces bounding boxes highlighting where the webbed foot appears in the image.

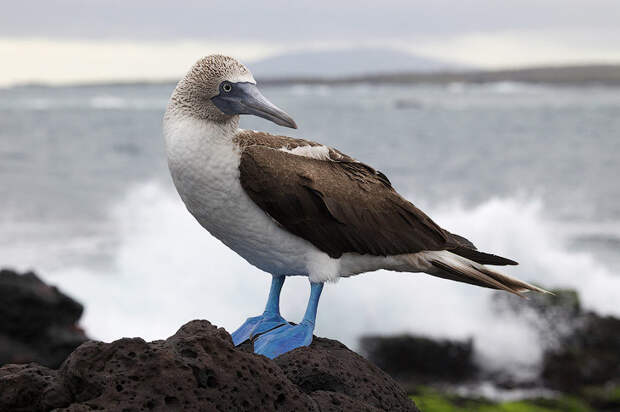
[253,320,314,359]
[231,312,288,346]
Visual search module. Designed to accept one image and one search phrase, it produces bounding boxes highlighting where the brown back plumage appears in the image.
[236,130,516,265]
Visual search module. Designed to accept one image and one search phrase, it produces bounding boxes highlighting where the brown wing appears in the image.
[239,145,461,258]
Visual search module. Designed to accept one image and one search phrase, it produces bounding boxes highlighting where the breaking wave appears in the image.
[19,182,620,377]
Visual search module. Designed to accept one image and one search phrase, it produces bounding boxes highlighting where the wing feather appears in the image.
[239,145,457,258]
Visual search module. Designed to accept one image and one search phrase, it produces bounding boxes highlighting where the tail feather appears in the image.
[430,258,527,297]
[423,251,549,297]
[450,247,518,266]
[477,266,549,295]
[445,231,518,266]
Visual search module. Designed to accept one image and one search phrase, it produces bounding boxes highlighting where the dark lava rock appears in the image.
[276,337,416,411]
[0,320,419,412]
[542,313,620,392]
[360,334,476,386]
[495,288,620,392]
[0,269,88,368]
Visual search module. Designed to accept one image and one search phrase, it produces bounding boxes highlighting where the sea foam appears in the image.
[14,182,620,377]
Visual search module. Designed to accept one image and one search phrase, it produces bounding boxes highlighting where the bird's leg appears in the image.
[253,281,324,359]
[264,274,285,315]
[301,281,323,327]
[231,275,288,346]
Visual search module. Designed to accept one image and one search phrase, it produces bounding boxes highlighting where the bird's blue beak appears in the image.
[211,82,297,129]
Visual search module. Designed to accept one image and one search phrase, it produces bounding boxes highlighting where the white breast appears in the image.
[163,114,336,279]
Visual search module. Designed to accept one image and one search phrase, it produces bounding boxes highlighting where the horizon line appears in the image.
[3,61,620,89]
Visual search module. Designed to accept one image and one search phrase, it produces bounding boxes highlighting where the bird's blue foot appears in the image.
[253,320,315,359]
[231,311,289,346]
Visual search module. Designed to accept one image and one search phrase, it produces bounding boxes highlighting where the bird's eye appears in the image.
[222,83,232,92]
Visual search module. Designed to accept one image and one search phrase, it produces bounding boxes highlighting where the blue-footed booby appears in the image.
[163,55,547,359]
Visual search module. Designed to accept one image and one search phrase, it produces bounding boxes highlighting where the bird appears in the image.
[163,55,548,359]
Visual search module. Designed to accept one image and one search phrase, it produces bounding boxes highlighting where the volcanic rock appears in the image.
[494,288,620,391]
[360,334,476,388]
[0,269,87,368]
[0,320,419,411]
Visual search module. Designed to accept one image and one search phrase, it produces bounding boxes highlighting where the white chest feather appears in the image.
[164,116,239,225]
[163,114,327,277]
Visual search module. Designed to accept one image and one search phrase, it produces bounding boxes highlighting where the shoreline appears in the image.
[3,63,620,89]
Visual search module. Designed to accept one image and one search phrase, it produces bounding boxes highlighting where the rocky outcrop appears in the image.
[360,334,476,387]
[274,336,417,411]
[0,320,419,412]
[494,288,620,392]
[361,289,620,395]
[0,269,87,368]
[541,313,620,392]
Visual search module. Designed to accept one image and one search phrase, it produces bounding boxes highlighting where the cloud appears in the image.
[1,26,620,86]
[402,29,620,68]
[3,0,620,42]
[0,38,279,86]
[2,1,620,85]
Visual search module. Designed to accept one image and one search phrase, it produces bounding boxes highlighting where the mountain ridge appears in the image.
[249,48,465,78]
[7,63,620,89]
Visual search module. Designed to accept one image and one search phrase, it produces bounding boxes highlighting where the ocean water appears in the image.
[1,82,619,377]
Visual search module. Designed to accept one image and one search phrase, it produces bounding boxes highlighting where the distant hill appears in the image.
[14,63,620,89]
[250,48,463,79]
[259,64,620,86]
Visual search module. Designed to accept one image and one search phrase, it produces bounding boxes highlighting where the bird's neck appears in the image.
[164,110,241,179]
[164,110,239,151]
[163,112,242,213]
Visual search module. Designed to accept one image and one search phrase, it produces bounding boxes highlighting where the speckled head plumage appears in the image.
[167,55,296,129]
[168,55,255,122]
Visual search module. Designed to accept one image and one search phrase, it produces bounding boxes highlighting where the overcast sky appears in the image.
[1,0,620,85]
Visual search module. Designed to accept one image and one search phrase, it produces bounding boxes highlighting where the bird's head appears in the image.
[170,55,297,129]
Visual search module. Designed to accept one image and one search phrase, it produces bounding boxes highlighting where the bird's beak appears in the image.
[211,82,297,129]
